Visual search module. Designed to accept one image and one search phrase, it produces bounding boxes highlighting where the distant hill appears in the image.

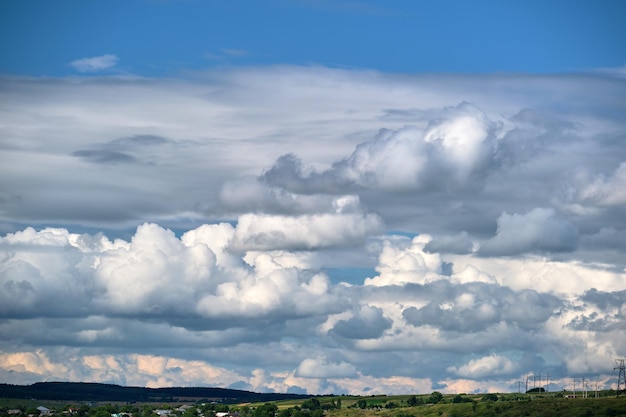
[0,382,310,403]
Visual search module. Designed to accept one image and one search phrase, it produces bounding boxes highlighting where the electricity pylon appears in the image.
[615,359,626,397]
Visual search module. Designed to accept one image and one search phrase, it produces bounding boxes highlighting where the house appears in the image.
[37,407,51,415]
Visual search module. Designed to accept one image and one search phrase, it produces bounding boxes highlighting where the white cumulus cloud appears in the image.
[448,354,518,379]
[296,356,357,378]
[365,235,443,286]
[231,212,384,251]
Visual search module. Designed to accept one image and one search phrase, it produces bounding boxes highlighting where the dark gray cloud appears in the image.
[219,176,356,216]
[579,228,626,251]
[72,149,137,164]
[111,134,171,147]
[565,312,620,332]
[72,135,172,165]
[493,108,580,169]
[564,288,625,332]
[478,208,579,256]
[424,232,474,254]
[402,282,562,332]
[581,288,626,310]
[330,305,392,339]
[403,303,497,333]
[259,153,337,194]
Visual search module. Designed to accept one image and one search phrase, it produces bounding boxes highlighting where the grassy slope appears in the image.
[3,393,626,417]
[268,394,626,417]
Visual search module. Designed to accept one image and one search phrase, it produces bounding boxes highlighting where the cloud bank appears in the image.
[1,66,625,394]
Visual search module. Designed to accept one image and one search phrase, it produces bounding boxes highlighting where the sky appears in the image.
[1,0,626,396]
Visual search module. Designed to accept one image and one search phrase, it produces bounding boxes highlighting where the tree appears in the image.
[355,399,367,409]
[452,395,471,403]
[300,399,321,411]
[278,409,291,417]
[92,408,112,417]
[428,391,443,404]
[78,405,91,417]
[322,400,339,411]
[481,393,498,402]
[254,403,277,417]
[407,395,421,407]
[183,408,197,417]
[237,406,251,417]
[121,405,139,414]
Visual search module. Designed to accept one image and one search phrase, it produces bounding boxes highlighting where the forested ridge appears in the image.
[0,382,308,403]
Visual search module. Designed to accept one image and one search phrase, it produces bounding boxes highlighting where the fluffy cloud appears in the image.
[447,253,626,295]
[424,231,475,254]
[258,102,499,194]
[330,305,392,340]
[401,282,561,332]
[0,222,346,323]
[1,223,625,394]
[448,354,518,379]
[451,264,497,285]
[230,211,383,251]
[565,162,626,211]
[296,357,357,378]
[478,208,579,256]
[364,235,443,286]
[93,223,217,315]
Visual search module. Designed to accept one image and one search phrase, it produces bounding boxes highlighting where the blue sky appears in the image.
[1,0,626,397]
[1,0,625,76]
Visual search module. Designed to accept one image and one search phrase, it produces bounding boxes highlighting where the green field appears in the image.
[2,392,626,417]
[264,393,626,417]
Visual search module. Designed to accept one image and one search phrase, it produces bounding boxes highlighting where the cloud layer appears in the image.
[1,66,625,394]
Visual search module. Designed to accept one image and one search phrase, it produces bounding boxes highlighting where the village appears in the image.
[2,403,242,417]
